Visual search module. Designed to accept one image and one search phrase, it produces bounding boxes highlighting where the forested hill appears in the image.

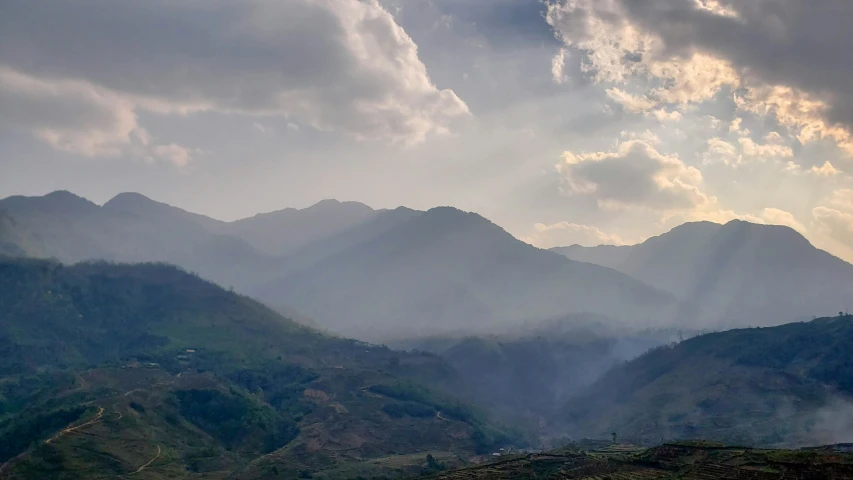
[560,314,853,447]
[0,257,518,479]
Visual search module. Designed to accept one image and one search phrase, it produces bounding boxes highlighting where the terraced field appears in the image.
[425,442,853,479]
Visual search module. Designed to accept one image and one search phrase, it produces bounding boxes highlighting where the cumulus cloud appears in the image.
[0,0,469,159]
[557,139,711,211]
[738,137,793,159]
[809,161,842,177]
[704,137,741,166]
[546,0,853,157]
[523,222,628,248]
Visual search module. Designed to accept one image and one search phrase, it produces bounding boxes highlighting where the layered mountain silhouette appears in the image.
[0,191,673,339]
[553,220,853,328]
[5,191,852,339]
[258,207,673,338]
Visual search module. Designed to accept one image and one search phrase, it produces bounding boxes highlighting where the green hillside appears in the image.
[0,257,519,479]
[560,315,853,447]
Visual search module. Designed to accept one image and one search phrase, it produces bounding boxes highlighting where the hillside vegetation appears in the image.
[560,315,853,447]
[0,257,518,479]
[422,441,853,479]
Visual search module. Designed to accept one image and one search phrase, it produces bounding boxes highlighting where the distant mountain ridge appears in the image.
[552,220,853,328]
[258,206,675,339]
[0,191,675,340]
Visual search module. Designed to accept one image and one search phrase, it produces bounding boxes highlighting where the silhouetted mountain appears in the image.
[0,191,277,291]
[562,314,853,447]
[229,198,379,256]
[552,220,853,327]
[257,207,676,340]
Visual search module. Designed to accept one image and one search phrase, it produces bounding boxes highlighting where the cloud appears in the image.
[0,67,196,165]
[552,48,570,84]
[704,137,741,166]
[813,206,853,246]
[546,0,853,156]
[606,88,656,113]
[0,0,469,158]
[829,189,853,211]
[738,137,793,159]
[651,109,682,123]
[558,139,711,211]
[809,161,842,177]
[523,222,628,248]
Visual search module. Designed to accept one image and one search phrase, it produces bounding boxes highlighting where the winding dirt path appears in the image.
[123,445,161,476]
[45,407,105,445]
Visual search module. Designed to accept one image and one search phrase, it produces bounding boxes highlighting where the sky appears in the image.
[1,0,852,262]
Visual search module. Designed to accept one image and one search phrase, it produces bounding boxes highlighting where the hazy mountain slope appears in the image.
[0,258,517,479]
[561,315,853,447]
[393,316,677,435]
[552,220,853,327]
[0,211,43,257]
[0,192,281,291]
[229,199,379,256]
[278,206,421,273]
[258,207,676,340]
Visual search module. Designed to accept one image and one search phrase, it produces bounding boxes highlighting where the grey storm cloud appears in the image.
[0,0,469,160]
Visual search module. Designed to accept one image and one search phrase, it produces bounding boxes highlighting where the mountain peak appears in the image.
[306,198,374,213]
[0,190,98,215]
[102,192,178,217]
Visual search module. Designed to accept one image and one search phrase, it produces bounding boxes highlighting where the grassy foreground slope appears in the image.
[0,257,517,479]
[423,441,853,479]
[561,315,853,447]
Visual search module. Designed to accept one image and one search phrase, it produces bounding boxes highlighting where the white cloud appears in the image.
[0,67,194,165]
[523,222,628,248]
[546,0,853,157]
[0,0,469,158]
[704,137,741,166]
[809,161,842,177]
[606,88,656,113]
[650,109,682,123]
[558,139,711,211]
[552,47,570,84]
[729,118,750,136]
[738,137,793,159]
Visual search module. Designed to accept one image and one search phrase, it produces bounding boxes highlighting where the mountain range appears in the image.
[3,190,853,336]
[0,191,673,339]
[552,220,853,329]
